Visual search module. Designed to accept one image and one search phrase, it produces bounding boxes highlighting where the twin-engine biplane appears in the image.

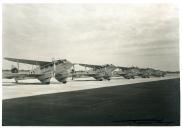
[113,66,142,79]
[71,63,117,81]
[113,66,166,79]
[139,68,166,78]
[3,57,73,84]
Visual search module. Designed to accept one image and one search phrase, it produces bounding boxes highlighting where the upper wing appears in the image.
[4,57,51,66]
[117,66,128,70]
[79,63,103,68]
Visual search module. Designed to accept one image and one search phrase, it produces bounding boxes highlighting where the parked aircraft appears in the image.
[114,66,166,79]
[140,68,166,77]
[114,66,142,79]
[137,68,151,78]
[153,70,166,77]
[3,57,73,84]
[73,63,116,81]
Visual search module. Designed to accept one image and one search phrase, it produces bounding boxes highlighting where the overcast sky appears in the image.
[2,4,179,71]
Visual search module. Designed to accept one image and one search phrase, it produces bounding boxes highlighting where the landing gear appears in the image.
[44,82,50,84]
[104,76,111,81]
[41,81,50,84]
[15,79,18,83]
[55,79,67,84]
[38,77,51,85]
[62,81,67,84]
[55,74,68,84]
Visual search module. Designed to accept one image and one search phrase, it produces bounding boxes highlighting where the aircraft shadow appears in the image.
[3,82,45,86]
[72,79,99,82]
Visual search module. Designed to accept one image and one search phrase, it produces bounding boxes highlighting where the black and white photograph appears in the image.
[2,2,180,126]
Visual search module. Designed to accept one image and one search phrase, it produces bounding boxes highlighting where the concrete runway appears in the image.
[3,74,179,100]
[2,77,180,126]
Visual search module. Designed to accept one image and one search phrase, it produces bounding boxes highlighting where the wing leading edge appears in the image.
[79,63,103,68]
[4,57,51,66]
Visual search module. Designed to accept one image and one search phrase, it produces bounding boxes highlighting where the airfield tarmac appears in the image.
[2,76,180,126]
[3,74,179,100]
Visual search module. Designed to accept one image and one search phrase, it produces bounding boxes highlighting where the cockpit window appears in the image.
[62,59,66,63]
[57,59,67,64]
[55,60,63,65]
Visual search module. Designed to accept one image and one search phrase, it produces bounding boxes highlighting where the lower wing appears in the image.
[3,72,43,79]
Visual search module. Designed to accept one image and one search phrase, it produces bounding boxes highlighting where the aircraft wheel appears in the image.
[63,81,67,84]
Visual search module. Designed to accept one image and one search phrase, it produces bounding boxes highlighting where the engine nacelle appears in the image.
[55,73,67,83]
[38,73,52,84]
[11,67,18,73]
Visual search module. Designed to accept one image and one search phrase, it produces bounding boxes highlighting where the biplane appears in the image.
[3,57,73,84]
[139,68,166,78]
[114,66,166,79]
[115,66,142,79]
[71,63,116,81]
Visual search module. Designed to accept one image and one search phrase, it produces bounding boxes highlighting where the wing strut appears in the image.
[17,60,19,71]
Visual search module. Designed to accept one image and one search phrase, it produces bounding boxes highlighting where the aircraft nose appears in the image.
[68,61,74,66]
